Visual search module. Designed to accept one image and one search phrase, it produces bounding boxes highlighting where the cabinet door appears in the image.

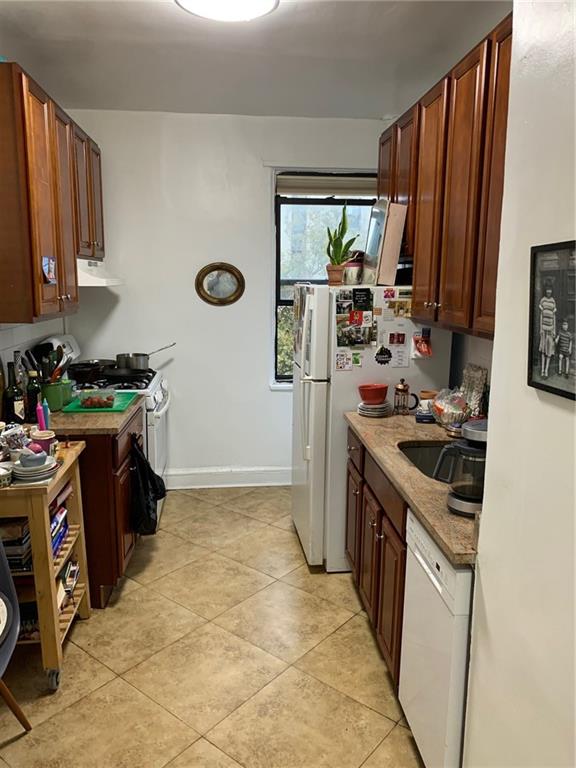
[394,104,420,258]
[438,41,489,329]
[21,74,61,317]
[412,78,449,320]
[377,126,396,202]
[114,456,136,575]
[73,124,93,258]
[358,485,381,623]
[345,460,363,582]
[53,105,79,310]
[474,15,512,336]
[89,140,105,260]
[376,514,407,687]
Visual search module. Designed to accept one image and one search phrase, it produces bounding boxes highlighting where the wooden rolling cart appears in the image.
[0,442,91,690]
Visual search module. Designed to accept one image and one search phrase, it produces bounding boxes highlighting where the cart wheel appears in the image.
[47,669,61,691]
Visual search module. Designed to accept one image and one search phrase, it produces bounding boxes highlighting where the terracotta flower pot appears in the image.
[326,264,345,286]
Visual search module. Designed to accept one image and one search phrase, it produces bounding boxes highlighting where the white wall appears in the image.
[0,320,64,389]
[464,4,575,767]
[67,111,384,487]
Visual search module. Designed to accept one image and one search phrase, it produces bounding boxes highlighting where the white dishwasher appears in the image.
[399,511,473,768]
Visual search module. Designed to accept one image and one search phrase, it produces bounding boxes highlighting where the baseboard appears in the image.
[165,466,292,490]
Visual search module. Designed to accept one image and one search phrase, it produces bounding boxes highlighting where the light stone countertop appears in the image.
[50,396,144,436]
[345,412,476,566]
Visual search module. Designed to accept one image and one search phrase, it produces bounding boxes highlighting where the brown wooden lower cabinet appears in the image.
[358,485,380,624]
[345,460,363,580]
[348,438,408,689]
[375,515,407,684]
[56,406,143,608]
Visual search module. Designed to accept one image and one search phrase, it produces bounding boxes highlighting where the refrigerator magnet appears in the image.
[352,352,363,367]
[352,288,373,311]
[374,345,392,365]
[335,351,353,371]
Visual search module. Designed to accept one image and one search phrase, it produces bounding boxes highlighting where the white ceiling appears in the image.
[0,0,511,118]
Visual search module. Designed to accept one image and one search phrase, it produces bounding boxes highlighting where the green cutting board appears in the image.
[62,392,139,413]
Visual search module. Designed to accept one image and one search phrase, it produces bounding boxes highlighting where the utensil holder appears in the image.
[42,382,64,412]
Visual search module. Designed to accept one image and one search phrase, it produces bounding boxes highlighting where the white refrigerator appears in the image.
[291,284,452,571]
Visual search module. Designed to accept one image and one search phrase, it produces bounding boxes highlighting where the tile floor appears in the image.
[0,487,424,768]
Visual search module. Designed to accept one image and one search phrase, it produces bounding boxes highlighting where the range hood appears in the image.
[77,259,123,287]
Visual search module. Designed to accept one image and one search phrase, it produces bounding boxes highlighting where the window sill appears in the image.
[269,381,293,392]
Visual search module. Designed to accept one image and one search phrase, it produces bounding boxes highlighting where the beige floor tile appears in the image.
[183,487,254,506]
[71,587,205,673]
[160,492,218,529]
[167,739,242,767]
[207,667,394,768]
[219,526,305,578]
[163,505,267,550]
[150,553,274,619]
[0,643,115,745]
[0,678,198,768]
[362,725,424,767]
[271,514,295,532]
[214,581,353,663]
[124,623,286,734]
[296,614,402,721]
[223,487,291,519]
[106,575,142,607]
[281,564,363,613]
[125,529,208,585]
[222,497,288,524]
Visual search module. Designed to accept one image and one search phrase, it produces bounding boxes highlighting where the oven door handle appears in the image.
[153,390,171,419]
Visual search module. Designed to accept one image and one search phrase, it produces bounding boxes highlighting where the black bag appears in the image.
[130,434,166,535]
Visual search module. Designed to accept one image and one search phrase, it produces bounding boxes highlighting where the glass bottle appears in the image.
[25,371,42,424]
[3,362,25,424]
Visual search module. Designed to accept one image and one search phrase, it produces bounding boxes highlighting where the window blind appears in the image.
[275,173,377,197]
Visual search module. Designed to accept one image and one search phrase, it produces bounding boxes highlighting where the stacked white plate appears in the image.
[12,456,59,483]
[357,400,393,418]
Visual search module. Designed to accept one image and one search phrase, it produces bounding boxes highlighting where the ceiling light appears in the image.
[175,0,279,22]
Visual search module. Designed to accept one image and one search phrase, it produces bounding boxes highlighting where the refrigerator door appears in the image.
[323,286,453,572]
[293,284,329,380]
[291,366,328,566]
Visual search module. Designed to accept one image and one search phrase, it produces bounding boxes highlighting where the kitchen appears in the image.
[0,2,574,768]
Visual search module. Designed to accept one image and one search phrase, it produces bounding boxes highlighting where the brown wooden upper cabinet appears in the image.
[0,64,79,323]
[396,13,512,338]
[377,126,395,201]
[473,14,513,336]
[54,105,79,310]
[73,126,105,261]
[437,40,489,330]
[393,105,420,258]
[411,78,450,321]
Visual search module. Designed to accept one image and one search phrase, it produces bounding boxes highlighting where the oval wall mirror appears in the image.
[195,263,245,306]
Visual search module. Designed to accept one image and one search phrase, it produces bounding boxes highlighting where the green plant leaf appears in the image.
[342,235,359,258]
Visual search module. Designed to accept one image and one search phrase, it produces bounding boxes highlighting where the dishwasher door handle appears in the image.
[413,547,443,595]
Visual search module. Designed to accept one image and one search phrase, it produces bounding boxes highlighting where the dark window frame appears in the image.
[274,193,376,382]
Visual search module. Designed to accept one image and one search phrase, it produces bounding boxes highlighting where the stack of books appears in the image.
[51,507,68,558]
[0,519,32,573]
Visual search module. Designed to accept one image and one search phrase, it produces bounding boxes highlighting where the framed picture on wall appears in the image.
[528,240,576,400]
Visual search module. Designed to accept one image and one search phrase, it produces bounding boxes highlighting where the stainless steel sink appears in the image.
[398,441,451,479]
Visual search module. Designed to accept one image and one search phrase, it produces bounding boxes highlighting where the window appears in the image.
[274,173,376,381]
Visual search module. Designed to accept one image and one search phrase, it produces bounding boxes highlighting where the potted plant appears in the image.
[326,205,359,285]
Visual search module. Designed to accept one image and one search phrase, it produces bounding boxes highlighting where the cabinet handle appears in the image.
[423,301,430,308]
[66,293,72,301]
[347,445,357,452]
[434,302,442,309]
[369,520,377,528]
[376,533,385,541]
[94,241,102,248]
[352,489,360,496]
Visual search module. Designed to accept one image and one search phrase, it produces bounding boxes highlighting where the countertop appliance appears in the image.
[433,419,487,517]
[291,284,452,570]
[399,511,473,768]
